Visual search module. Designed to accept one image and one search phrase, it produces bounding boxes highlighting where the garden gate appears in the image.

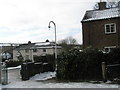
[102,62,120,82]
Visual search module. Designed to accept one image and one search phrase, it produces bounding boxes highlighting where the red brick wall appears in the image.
[82,18,120,50]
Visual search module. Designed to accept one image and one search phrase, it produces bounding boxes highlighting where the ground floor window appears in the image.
[104,46,116,53]
[25,55,29,60]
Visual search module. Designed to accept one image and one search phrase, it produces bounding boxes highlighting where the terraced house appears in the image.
[13,41,62,61]
[81,2,120,52]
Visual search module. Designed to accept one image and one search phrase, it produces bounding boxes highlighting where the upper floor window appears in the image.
[105,23,116,34]
[33,49,37,52]
[43,49,46,52]
[25,49,29,53]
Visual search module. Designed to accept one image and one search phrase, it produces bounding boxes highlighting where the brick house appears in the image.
[81,2,120,52]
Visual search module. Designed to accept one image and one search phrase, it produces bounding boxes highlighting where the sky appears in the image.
[0,0,101,44]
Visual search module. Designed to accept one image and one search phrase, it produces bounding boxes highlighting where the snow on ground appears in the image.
[1,66,119,88]
[0,84,2,90]
[30,72,56,81]
[8,65,21,70]
[2,80,119,88]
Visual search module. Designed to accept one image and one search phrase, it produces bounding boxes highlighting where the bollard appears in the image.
[2,62,8,85]
[102,62,107,82]
[0,62,2,84]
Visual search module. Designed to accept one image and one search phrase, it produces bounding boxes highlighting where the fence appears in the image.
[102,62,120,82]
[20,62,54,80]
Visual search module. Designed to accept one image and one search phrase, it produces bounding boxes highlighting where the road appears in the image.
[8,68,21,83]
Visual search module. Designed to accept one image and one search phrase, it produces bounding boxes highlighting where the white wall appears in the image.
[13,48,62,61]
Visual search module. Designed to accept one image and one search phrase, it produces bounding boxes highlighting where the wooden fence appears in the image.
[102,62,120,82]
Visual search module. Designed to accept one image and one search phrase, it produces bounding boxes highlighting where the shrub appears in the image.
[57,47,111,81]
[34,56,47,63]
[57,47,120,81]
[6,60,22,67]
[34,54,55,70]
[23,59,32,62]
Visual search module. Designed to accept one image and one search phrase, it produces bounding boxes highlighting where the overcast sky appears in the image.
[0,0,101,44]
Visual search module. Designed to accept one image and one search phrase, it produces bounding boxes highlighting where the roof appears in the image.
[82,7,120,22]
[14,42,62,50]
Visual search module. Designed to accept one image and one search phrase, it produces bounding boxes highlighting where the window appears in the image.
[105,23,116,34]
[25,55,29,60]
[43,49,46,52]
[104,46,116,53]
[33,49,37,52]
[25,49,29,53]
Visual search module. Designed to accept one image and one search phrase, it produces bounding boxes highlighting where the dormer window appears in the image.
[105,23,116,34]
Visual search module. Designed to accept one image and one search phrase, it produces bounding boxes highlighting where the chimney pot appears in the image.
[98,2,106,10]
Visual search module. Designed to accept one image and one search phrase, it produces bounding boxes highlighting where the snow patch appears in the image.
[35,42,50,46]
[82,8,120,22]
[30,72,56,81]
[0,84,2,90]
[8,65,21,70]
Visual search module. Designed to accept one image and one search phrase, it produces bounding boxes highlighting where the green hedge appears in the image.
[57,47,120,81]
[6,60,22,67]
[34,55,55,70]
[6,59,32,68]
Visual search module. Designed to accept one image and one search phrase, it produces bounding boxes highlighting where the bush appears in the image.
[34,56,47,63]
[5,59,32,68]
[6,60,22,67]
[34,55,55,71]
[108,47,120,64]
[23,59,32,63]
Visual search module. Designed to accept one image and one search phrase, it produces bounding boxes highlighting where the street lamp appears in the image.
[0,46,2,84]
[48,21,57,73]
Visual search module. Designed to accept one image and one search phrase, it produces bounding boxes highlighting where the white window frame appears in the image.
[105,23,116,34]
[104,46,116,53]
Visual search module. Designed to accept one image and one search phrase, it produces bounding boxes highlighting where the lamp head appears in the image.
[48,26,50,28]
[48,25,51,30]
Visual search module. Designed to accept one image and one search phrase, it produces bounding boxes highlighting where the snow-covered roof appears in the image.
[34,46,62,49]
[35,42,51,46]
[82,7,120,22]
[14,42,62,50]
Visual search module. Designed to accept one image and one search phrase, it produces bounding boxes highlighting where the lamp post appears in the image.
[48,21,57,73]
[0,46,2,84]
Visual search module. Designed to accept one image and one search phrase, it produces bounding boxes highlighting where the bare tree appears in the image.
[107,0,119,8]
[58,36,77,45]
[58,36,78,51]
[93,0,120,10]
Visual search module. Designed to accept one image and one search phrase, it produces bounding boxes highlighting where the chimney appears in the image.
[98,2,106,10]
[28,41,31,44]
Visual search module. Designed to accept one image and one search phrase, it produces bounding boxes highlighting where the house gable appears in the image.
[81,6,120,50]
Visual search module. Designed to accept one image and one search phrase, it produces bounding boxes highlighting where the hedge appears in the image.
[57,47,120,81]
[34,54,55,70]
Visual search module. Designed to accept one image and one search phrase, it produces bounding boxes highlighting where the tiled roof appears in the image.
[82,7,120,22]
